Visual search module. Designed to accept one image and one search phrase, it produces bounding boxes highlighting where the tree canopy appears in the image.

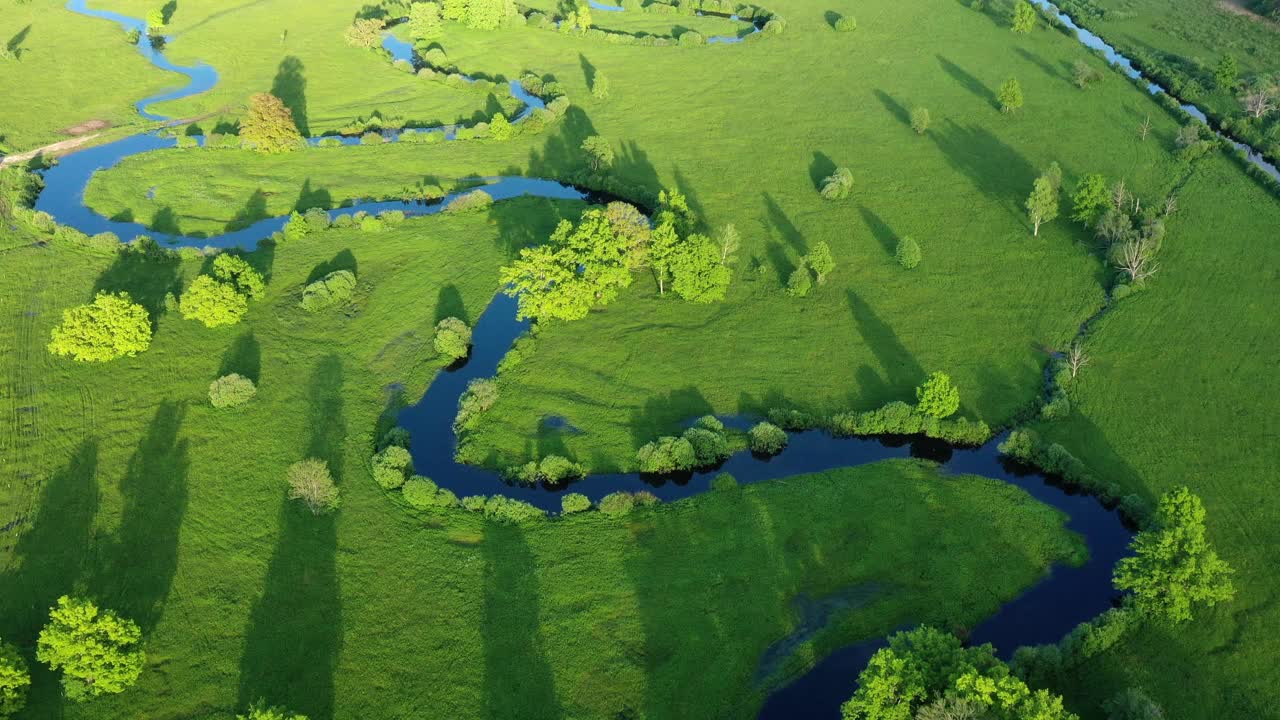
[670,234,731,303]
[407,1,443,40]
[181,275,250,327]
[999,78,1024,113]
[36,596,145,701]
[915,371,960,418]
[47,292,152,362]
[241,93,302,153]
[0,642,30,719]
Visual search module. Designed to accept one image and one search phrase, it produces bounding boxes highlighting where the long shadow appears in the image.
[92,402,190,632]
[845,289,924,391]
[7,25,31,58]
[0,441,99,642]
[871,89,910,128]
[761,193,806,254]
[93,239,182,321]
[937,55,996,109]
[1014,46,1068,84]
[808,151,837,189]
[856,205,899,257]
[160,0,178,23]
[220,332,262,382]
[306,250,358,285]
[151,206,181,235]
[434,284,467,324]
[615,141,661,197]
[577,52,597,91]
[527,106,600,178]
[627,385,713,453]
[307,354,346,477]
[294,178,331,212]
[270,56,308,135]
[481,524,560,719]
[928,119,1035,223]
[228,189,269,231]
[236,496,341,718]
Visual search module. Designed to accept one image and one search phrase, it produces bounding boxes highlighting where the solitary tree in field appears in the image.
[1066,342,1090,379]
[241,93,302,153]
[408,1,444,40]
[1138,114,1152,141]
[998,77,1024,113]
[287,459,340,514]
[785,262,812,297]
[895,236,921,269]
[48,292,152,362]
[37,597,144,701]
[0,642,30,719]
[581,136,614,171]
[1025,175,1059,236]
[488,112,513,141]
[806,241,835,283]
[915,371,960,418]
[819,167,854,200]
[181,276,250,327]
[433,317,472,361]
[146,7,166,30]
[1114,487,1235,623]
[1011,0,1036,33]
[591,70,611,101]
[910,106,930,135]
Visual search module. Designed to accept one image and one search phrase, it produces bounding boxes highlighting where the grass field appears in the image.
[0,208,1081,719]
[5,0,1280,717]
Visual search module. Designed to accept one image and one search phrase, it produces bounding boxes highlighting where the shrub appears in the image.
[561,493,592,514]
[998,428,1037,461]
[402,476,440,509]
[678,30,705,45]
[481,496,546,524]
[443,189,494,213]
[208,373,257,408]
[0,641,30,719]
[818,167,854,200]
[767,407,820,430]
[785,264,812,297]
[360,131,384,145]
[345,17,386,47]
[537,455,584,485]
[358,215,385,232]
[47,292,152,362]
[36,597,144,701]
[834,15,856,31]
[462,495,486,512]
[1104,688,1165,720]
[300,270,357,312]
[371,445,413,489]
[749,422,788,454]
[915,371,960,418]
[434,316,472,361]
[598,491,636,515]
[895,236,921,268]
[682,424,730,467]
[286,458,340,514]
[910,106,930,134]
[637,436,696,474]
[711,472,739,491]
[455,378,499,430]
[181,276,249,327]
[237,702,309,720]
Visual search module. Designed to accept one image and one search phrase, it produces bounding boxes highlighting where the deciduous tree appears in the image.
[36,597,144,701]
[998,77,1023,113]
[434,316,472,360]
[807,240,835,282]
[915,371,960,418]
[1026,175,1059,236]
[47,292,152,362]
[1070,173,1109,224]
[407,1,444,40]
[580,135,614,171]
[1011,0,1036,33]
[241,93,302,153]
[0,642,29,719]
[181,275,249,327]
[287,458,340,514]
[670,234,731,303]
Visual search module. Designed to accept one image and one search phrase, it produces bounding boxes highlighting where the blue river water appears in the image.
[36,2,1184,717]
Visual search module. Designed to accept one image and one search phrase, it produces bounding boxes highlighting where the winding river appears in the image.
[31,0,1248,714]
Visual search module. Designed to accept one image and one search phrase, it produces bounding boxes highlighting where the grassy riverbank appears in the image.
[0,209,1080,719]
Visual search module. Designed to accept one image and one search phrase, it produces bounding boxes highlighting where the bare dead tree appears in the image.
[1138,114,1152,141]
[1241,91,1274,120]
[1115,238,1159,283]
[1067,342,1091,378]
[1111,179,1129,210]
[1163,194,1178,217]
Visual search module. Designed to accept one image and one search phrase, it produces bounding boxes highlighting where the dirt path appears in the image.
[1218,0,1279,28]
[0,134,101,167]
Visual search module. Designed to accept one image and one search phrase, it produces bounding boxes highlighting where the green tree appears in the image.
[636,436,696,474]
[749,422,788,454]
[580,135,614,171]
[1114,487,1235,623]
[209,373,257,408]
[36,597,144,701]
[1071,173,1110,224]
[819,167,854,200]
[1104,688,1164,720]
[670,234,731,303]
[591,70,610,101]
[241,93,302,153]
[434,316,472,361]
[785,262,812,297]
[915,371,960,418]
[576,2,594,29]
[146,7,166,30]
[286,458,340,514]
[0,642,30,719]
[443,0,468,20]
[1214,54,1238,91]
[895,236,921,269]
[500,209,633,321]
[910,106,930,135]
[238,703,308,720]
[212,254,265,299]
[407,1,443,40]
[465,0,513,30]
[1026,176,1060,236]
[648,218,680,295]
[1011,0,1036,33]
[344,17,385,47]
[998,77,1023,113]
[47,292,152,362]
[488,112,513,141]
[372,445,413,490]
[181,275,249,327]
[807,241,835,282]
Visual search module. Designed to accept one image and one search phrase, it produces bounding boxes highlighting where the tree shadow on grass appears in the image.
[937,55,997,109]
[91,402,190,632]
[927,119,1035,223]
[482,524,561,720]
[6,25,30,59]
[220,332,262,382]
[271,56,309,136]
[306,250,358,285]
[93,240,182,321]
[228,189,269,231]
[871,89,911,128]
[307,354,347,477]
[808,151,837,189]
[0,441,99,643]
[856,205,900,258]
[846,289,924,391]
[577,52,597,90]
[434,284,467,324]
[295,178,331,212]
[150,206,182,235]
[527,106,600,178]
[628,386,713,452]
[1014,46,1069,84]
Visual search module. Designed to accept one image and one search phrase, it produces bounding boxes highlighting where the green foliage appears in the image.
[1071,173,1110,224]
[819,167,854,200]
[237,702,309,720]
[475,495,546,524]
[345,18,386,48]
[560,492,592,514]
[1026,175,1060,236]
[300,270,357,312]
[488,112,513,141]
[1114,487,1236,623]
[36,597,144,701]
[465,0,515,30]
[840,626,1078,720]
[442,189,494,213]
[0,642,30,719]
[807,241,835,283]
[749,422,788,455]
[500,209,634,321]
[372,445,413,490]
[286,458,340,514]
[910,106,930,134]
[591,71,610,100]
[895,236,921,269]
[915,371,960,418]
[670,234,731,303]
[597,491,636,515]
[637,436,697,473]
[998,77,1024,113]
[181,275,249,327]
[47,292,152,362]
[1213,54,1238,91]
[508,455,586,485]
[580,135,614,171]
[209,373,257,408]
[240,93,302,153]
[454,377,499,430]
[1011,0,1037,33]
[711,472,739,491]
[1104,688,1165,720]
[434,316,472,361]
[213,254,265,300]
[407,1,444,40]
[785,263,812,297]
[834,15,857,31]
[443,0,468,20]
[682,420,731,466]
[401,476,440,509]
[146,7,166,29]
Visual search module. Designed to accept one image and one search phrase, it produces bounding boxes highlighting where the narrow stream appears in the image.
[36,2,1198,717]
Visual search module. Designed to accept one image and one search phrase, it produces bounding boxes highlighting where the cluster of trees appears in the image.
[241,93,303,153]
[181,254,266,327]
[441,0,520,30]
[371,445,414,489]
[507,455,586,485]
[1069,174,1173,288]
[636,416,732,473]
[786,241,836,297]
[827,372,991,445]
[500,194,733,322]
[910,106,930,135]
[47,291,152,362]
[842,626,1078,720]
